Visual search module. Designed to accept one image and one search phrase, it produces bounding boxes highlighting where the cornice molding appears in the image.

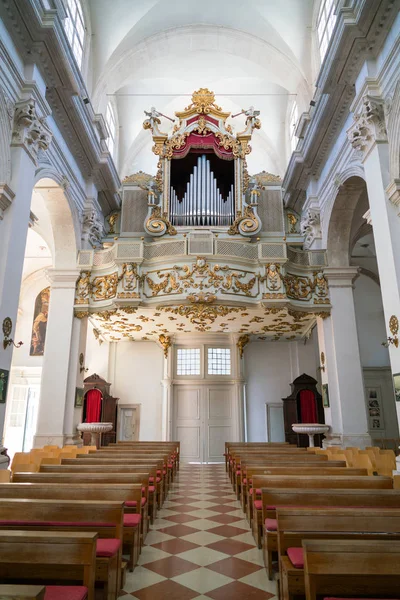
[283,0,398,212]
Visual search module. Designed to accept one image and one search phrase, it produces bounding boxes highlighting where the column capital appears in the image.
[347,94,387,161]
[45,268,80,288]
[0,184,15,220]
[324,266,360,288]
[11,98,52,164]
[386,178,400,210]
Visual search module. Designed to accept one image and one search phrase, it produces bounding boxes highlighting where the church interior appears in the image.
[0,0,400,598]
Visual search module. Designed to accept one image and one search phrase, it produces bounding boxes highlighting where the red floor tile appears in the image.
[206,504,237,513]
[157,524,200,537]
[206,556,263,579]
[144,556,200,578]
[207,514,242,524]
[206,581,275,600]
[205,539,254,555]
[133,579,199,600]
[166,504,202,513]
[207,525,248,537]
[162,514,200,524]
[150,538,200,554]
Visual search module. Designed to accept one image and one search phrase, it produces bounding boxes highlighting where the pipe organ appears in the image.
[170,154,234,227]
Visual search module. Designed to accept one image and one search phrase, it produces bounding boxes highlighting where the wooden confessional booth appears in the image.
[82,373,119,446]
[282,373,325,447]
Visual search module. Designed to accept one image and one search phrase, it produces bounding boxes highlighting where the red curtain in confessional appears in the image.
[85,389,102,423]
[299,389,318,423]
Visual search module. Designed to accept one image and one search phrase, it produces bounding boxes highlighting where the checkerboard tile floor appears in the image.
[120,464,277,600]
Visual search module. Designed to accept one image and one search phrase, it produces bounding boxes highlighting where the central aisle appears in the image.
[121,464,277,599]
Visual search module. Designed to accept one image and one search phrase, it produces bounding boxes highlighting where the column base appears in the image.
[322,432,371,449]
[33,433,82,448]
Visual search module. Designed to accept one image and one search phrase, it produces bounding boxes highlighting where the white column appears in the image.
[0,96,52,440]
[64,316,88,445]
[317,267,370,448]
[33,269,79,447]
[232,334,246,442]
[348,95,400,427]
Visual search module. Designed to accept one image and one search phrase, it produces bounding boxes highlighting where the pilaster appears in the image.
[33,268,80,447]
[161,344,173,442]
[317,267,370,448]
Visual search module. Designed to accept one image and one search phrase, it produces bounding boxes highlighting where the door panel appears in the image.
[174,386,202,462]
[205,386,234,462]
[208,425,232,460]
[177,426,201,459]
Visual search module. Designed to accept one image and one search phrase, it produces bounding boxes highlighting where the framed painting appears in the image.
[322,383,329,408]
[30,287,50,356]
[0,369,9,404]
[75,387,84,408]
[393,373,400,402]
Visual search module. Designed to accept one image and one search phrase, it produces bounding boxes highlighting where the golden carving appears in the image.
[74,311,89,319]
[91,272,118,301]
[187,292,216,304]
[228,205,260,236]
[122,171,154,189]
[389,315,399,336]
[253,170,282,186]
[263,293,286,299]
[237,334,250,359]
[107,212,119,234]
[145,205,177,237]
[145,258,258,298]
[120,263,139,291]
[159,334,172,358]
[184,88,222,115]
[159,304,243,331]
[75,271,91,304]
[194,115,211,135]
[282,271,329,303]
[287,213,298,234]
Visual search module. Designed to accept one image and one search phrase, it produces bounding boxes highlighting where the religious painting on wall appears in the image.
[0,369,9,404]
[322,384,329,408]
[75,388,84,408]
[366,387,384,431]
[30,287,50,356]
[393,373,400,402]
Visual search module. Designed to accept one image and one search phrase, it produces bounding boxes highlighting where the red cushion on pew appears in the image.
[249,488,253,495]
[168,463,173,468]
[125,497,147,508]
[287,547,304,568]
[0,520,113,527]
[254,500,263,510]
[96,538,121,557]
[149,477,154,483]
[264,518,277,532]
[163,470,167,475]
[149,485,155,493]
[156,477,161,483]
[45,586,87,600]
[236,470,241,476]
[124,513,141,527]
[141,486,146,493]
[157,470,161,476]
[242,478,247,484]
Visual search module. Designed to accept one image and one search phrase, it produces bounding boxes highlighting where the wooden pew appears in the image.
[277,508,400,600]
[0,585,45,600]
[261,487,400,580]
[0,483,143,571]
[0,531,97,600]
[303,539,400,600]
[251,474,392,549]
[240,465,367,514]
[0,499,123,600]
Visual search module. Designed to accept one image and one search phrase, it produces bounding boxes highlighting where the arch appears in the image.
[32,171,80,270]
[0,88,12,185]
[326,176,367,266]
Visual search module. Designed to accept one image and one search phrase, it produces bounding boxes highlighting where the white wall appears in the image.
[86,320,110,381]
[244,339,318,441]
[353,274,390,368]
[113,342,164,441]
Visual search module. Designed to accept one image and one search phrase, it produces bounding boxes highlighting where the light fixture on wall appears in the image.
[382,315,399,348]
[79,352,89,373]
[2,317,23,350]
[318,351,326,372]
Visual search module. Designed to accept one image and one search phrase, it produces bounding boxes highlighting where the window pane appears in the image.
[63,0,85,69]
[177,348,201,376]
[207,348,231,375]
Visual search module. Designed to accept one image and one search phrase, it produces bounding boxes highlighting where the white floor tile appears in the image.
[172,567,233,594]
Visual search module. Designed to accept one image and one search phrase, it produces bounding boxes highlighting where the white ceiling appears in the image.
[87,0,316,179]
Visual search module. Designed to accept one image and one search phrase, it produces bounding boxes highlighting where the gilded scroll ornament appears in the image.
[145,205,177,237]
[120,263,139,291]
[107,212,119,234]
[253,170,282,186]
[91,272,118,301]
[287,213,298,234]
[159,304,243,330]
[75,271,91,304]
[184,88,222,115]
[237,334,250,359]
[264,264,282,291]
[159,334,172,358]
[163,132,190,160]
[228,205,261,236]
[122,171,154,189]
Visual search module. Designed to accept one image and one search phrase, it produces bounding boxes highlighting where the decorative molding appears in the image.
[81,202,105,248]
[347,94,387,159]
[11,98,52,163]
[144,204,177,237]
[0,183,15,220]
[300,208,322,249]
[228,205,261,236]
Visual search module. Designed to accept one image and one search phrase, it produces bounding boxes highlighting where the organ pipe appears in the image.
[170,154,235,227]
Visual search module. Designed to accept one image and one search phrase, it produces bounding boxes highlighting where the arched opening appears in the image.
[325,176,398,445]
[3,177,78,457]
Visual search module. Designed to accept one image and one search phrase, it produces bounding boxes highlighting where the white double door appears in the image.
[173,383,236,463]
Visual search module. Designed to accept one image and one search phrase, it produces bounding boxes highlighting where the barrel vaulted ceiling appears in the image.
[87,0,315,180]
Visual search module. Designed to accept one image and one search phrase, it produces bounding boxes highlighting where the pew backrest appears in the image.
[254,474,392,490]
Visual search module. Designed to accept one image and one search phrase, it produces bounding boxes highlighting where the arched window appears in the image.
[317,0,337,60]
[64,0,85,68]
[106,103,117,157]
[289,101,299,153]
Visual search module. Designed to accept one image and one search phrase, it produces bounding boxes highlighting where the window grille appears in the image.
[64,0,85,68]
[176,348,201,376]
[207,348,231,375]
[317,0,337,60]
